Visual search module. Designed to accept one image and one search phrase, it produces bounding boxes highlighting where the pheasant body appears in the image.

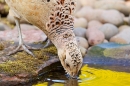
[5,0,83,77]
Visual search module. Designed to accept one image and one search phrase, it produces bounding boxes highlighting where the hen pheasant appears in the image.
[5,0,83,77]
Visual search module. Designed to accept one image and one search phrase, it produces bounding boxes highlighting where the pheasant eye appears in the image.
[66,63,70,68]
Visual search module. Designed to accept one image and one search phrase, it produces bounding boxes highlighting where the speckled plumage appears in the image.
[5,0,83,77]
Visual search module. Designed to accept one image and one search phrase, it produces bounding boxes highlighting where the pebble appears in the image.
[79,46,87,57]
[75,0,82,12]
[79,0,96,7]
[118,25,130,32]
[99,10,124,26]
[88,20,103,29]
[94,0,130,16]
[86,28,105,45]
[99,23,119,40]
[76,36,89,49]
[0,23,11,31]
[75,6,95,21]
[74,17,87,28]
[0,24,47,43]
[110,28,130,44]
[74,27,87,38]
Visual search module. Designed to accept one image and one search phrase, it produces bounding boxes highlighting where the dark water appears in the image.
[31,64,130,86]
[31,43,130,86]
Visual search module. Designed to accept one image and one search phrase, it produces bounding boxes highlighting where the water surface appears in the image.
[33,65,130,86]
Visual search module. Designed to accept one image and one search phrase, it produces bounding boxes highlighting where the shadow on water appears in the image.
[34,65,79,86]
[32,63,130,86]
[32,43,130,86]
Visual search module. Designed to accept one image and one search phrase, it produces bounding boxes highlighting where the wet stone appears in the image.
[84,42,130,72]
[0,40,60,86]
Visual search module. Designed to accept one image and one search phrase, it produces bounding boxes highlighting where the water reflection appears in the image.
[65,79,78,86]
[43,77,79,86]
[34,65,130,86]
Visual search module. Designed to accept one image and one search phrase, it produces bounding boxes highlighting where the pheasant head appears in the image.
[57,40,83,78]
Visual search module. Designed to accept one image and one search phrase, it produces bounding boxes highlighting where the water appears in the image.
[33,65,130,86]
[97,42,129,49]
[32,43,130,86]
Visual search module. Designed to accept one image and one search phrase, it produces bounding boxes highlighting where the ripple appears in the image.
[33,65,130,86]
[79,65,130,86]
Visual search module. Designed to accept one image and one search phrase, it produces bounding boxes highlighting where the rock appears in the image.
[126,1,130,7]
[119,25,130,32]
[85,8,104,22]
[88,46,92,51]
[0,24,47,43]
[99,23,119,40]
[103,39,109,43]
[74,27,87,38]
[79,46,87,57]
[75,6,95,21]
[0,41,59,85]
[75,0,82,12]
[0,23,11,31]
[94,0,130,16]
[123,16,130,25]
[74,17,87,28]
[76,36,89,49]
[110,28,130,44]
[79,0,96,7]
[76,6,124,26]
[0,1,9,16]
[86,28,105,46]
[88,20,103,29]
[115,2,130,16]
[84,42,130,72]
[99,10,124,26]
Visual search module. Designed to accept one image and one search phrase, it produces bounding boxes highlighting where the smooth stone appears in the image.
[0,24,47,43]
[94,0,130,16]
[79,0,96,7]
[123,17,130,25]
[119,25,130,32]
[99,10,124,26]
[88,20,103,29]
[86,28,105,45]
[0,23,11,31]
[103,39,109,43]
[99,23,119,40]
[75,0,82,12]
[0,2,9,16]
[110,28,130,44]
[76,6,108,22]
[74,17,87,28]
[84,42,130,72]
[79,46,87,57]
[75,6,95,21]
[76,36,89,49]
[85,9,104,22]
[74,27,87,38]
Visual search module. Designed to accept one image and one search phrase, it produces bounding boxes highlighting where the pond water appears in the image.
[33,64,130,86]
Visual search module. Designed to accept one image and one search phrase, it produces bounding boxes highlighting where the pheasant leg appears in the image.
[7,17,35,57]
[43,37,51,48]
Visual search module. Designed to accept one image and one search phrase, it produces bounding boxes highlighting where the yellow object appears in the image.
[33,82,48,86]
[34,65,130,86]
[79,65,130,86]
